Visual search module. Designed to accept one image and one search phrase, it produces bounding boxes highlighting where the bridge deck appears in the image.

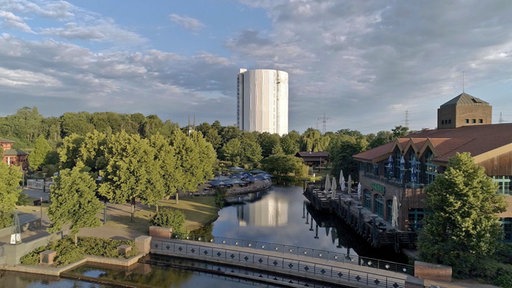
[151,238,411,288]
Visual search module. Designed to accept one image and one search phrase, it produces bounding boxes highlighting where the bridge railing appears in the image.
[173,235,413,276]
[152,238,407,288]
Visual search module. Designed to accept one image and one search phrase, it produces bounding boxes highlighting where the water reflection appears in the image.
[237,192,288,227]
[213,186,358,257]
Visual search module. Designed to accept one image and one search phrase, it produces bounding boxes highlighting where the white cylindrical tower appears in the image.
[237,69,289,135]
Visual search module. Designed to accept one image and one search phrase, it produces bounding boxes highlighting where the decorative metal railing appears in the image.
[152,238,408,288]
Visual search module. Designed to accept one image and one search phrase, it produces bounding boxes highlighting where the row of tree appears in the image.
[43,128,217,243]
[2,107,410,183]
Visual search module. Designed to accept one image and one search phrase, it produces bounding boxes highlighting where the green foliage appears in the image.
[20,237,135,266]
[328,131,368,181]
[280,131,301,155]
[261,154,308,183]
[300,128,326,152]
[16,192,31,206]
[391,125,409,138]
[214,187,227,208]
[150,208,186,236]
[257,132,282,158]
[80,237,135,258]
[48,163,103,243]
[0,162,22,228]
[220,135,262,167]
[28,135,53,171]
[418,152,507,277]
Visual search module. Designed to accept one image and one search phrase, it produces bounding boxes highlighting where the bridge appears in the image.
[150,237,419,288]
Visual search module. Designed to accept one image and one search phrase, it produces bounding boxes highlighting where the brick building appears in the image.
[353,93,512,241]
[1,138,28,170]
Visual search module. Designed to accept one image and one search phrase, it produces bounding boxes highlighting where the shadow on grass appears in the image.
[102,213,149,240]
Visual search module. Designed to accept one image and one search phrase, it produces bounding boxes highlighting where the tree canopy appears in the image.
[48,163,103,244]
[0,162,22,228]
[418,152,507,277]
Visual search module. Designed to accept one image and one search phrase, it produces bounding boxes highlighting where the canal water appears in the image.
[1,186,407,287]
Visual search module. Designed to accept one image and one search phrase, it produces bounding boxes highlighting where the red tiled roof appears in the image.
[354,123,512,164]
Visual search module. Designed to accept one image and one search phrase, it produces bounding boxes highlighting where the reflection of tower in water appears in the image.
[237,193,288,227]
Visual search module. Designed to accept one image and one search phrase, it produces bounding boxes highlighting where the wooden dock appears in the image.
[303,186,416,251]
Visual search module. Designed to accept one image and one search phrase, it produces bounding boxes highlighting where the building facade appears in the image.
[237,69,289,135]
[1,138,28,170]
[437,92,492,129]
[353,93,512,241]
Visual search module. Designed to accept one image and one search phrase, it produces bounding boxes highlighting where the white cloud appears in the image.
[0,67,60,87]
[1,0,512,133]
[169,13,205,31]
[0,10,34,32]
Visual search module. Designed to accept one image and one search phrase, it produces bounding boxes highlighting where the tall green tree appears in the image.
[148,134,180,209]
[391,125,409,138]
[169,130,216,202]
[418,152,507,277]
[48,163,103,244]
[280,131,301,155]
[12,107,44,145]
[60,112,95,138]
[300,128,330,152]
[99,131,162,221]
[328,132,367,181]
[58,134,85,170]
[257,132,282,158]
[261,154,308,183]
[0,163,22,228]
[220,136,262,167]
[28,135,52,171]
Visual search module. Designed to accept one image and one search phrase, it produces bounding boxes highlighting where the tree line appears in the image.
[1,106,410,180]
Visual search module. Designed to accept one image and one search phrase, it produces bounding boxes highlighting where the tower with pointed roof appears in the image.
[437,92,492,129]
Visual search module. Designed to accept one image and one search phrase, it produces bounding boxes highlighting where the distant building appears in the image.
[353,94,512,241]
[1,138,28,170]
[237,68,289,135]
[295,151,329,168]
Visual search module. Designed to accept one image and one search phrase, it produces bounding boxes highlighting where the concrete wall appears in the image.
[1,231,67,265]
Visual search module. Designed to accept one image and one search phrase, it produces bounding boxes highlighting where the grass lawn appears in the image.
[17,194,220,237]
[158,196,219,233]
[89,195,220,236]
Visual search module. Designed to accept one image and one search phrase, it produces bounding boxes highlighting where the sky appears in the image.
[1,0,512,134]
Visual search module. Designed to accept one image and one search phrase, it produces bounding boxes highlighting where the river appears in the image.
[0,186,407,287]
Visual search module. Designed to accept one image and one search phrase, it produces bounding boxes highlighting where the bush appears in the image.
[150,208,186,236]
[20,236,135,266]
[465,257,512,288]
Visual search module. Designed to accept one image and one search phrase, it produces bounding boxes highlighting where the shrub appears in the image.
[20,236,135,266]
[150,208,186,236]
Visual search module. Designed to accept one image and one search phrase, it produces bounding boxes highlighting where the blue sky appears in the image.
[1,0,512,134]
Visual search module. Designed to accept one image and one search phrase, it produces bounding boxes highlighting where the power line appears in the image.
[317,113,329,134]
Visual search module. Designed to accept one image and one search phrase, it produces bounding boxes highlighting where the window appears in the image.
[465,119,470,123]
[493,176,512,195]
[408,208,424,231]
[479,119,483,123]
[502,218,512,242]
[425,152,437,184]
[374,194,384,217]
[386,199,393,222]
[363,190,372,209]
[472,119,476,123]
